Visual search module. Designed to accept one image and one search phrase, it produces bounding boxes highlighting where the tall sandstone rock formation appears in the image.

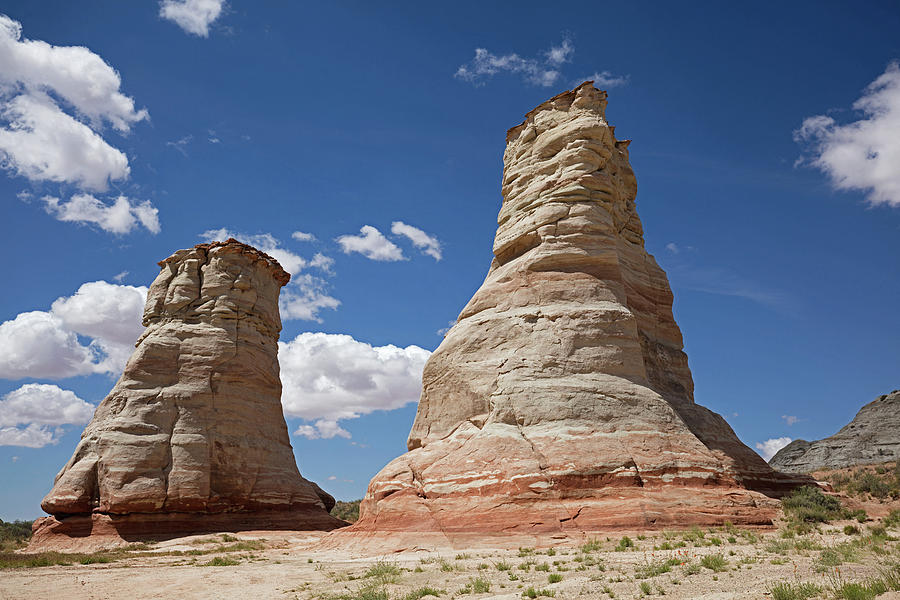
[31,240,344,551]
[349,83,804,547]
[770,390,900,473]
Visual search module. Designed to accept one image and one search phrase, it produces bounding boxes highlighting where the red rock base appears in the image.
[28,510,348,553]
[323,486,784,554]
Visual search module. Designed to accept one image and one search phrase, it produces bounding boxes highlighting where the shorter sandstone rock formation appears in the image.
[770,390,900,473]
[31,240,344,551]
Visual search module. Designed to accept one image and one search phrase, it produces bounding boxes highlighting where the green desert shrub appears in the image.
[331,500,362,523]
[700,553,728,572]
[768,581,822,600]
[403,587,444,600]
[522,588,555,598]
[782,486,843,522]
[364,561,401,584]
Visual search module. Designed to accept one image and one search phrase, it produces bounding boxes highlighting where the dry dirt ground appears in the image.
[3,513,900,600]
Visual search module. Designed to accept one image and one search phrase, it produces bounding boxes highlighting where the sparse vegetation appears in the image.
[782,486,844,523]
[768,581,822,600]
[522,587,556,598]
[700,553,728,572]
[615,536,634,551]
[458,576,491,594]
[829,463,900,500]
[331,499,362,523]
[203,556,240,566]
[364,561,401,584]
[403,586,444,600]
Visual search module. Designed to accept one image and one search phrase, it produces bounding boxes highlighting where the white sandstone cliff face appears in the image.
[770,390,900,473]
[350,83,805,542]
[34,240,342,550]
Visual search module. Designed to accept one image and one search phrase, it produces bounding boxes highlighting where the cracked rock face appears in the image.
[770,390,900,473]
[32,240,343,550]
[349,83,805,545]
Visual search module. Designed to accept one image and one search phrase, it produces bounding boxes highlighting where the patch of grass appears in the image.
[439,559,456,572]
[458,576,491,594]
[580,538,602,553]
[829,463,900,500]
[635,557,680,579]
[844,525,860,535]
[832,581,887,600]
[700,553,728,572]
[639,581,653,596]
[326,583,390,600]
[768,581,822,600]
[682,562,701,576]
[495,560,511,571]
[403,587,445,600]
[782,486,843,523]
[884,509,900,528]
[547,573,562,583]
[0,549,127,569]
[364,561,401,584]
[522,588,556,598]
[203,556,240,566]
[615,536,634,551]
[766,539,794,555]
[331,499,362,523]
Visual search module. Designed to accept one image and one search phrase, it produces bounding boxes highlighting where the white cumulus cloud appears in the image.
[279,332,431,438]
[291,231,316,242]
[336,225,405,261]
[0,281,147,380]
[159,0,226,37]
[795,61,900,208]
[755,437,793,461]
[456,36,626,89]
[391,221,442,260]
[44,194,160,235]
[0,14,146,191]
[0,383,95,448]
[572,71,629,89]
[200,229,339,322]
[0,93,130,191]
[0,424,56,448]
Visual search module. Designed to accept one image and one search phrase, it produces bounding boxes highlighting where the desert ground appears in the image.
[4,467,900,600]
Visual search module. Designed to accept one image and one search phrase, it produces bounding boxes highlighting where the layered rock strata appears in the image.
[770,390,900,473]
[348,83,806,546]
[31,239,344,551]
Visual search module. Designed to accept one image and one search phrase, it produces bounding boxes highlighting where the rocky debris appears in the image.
[345,83,807,547]
[30,239,344,551]
[770,390,900,473]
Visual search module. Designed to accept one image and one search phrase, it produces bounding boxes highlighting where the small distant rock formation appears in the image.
[770,390,900,473]
[31,240,344,551]
[347,83,806,547]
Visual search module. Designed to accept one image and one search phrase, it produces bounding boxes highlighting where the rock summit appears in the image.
[31,239,344,551]
[349,83,806,547]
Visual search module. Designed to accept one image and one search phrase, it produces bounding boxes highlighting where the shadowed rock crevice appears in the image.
[31,239,345,551]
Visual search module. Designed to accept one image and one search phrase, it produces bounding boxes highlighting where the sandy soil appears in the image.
[3,514,899,600]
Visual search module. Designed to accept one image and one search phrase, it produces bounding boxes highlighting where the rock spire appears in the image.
[347,83,806,547]
[31,239,344,551]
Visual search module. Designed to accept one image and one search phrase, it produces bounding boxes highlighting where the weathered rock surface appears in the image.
[31,239,344,551]
[346,83,807,547]
[770,390,900,473]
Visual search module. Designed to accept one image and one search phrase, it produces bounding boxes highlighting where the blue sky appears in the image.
[1,1,899,521]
